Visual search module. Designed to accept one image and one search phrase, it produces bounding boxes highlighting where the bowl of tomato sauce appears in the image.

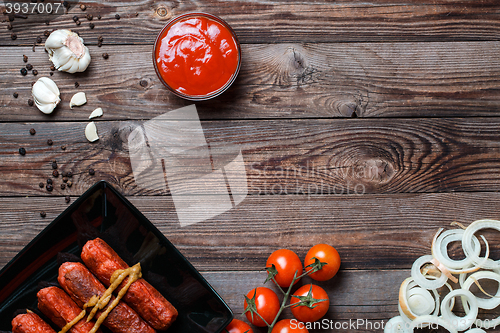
[153,12,241,101]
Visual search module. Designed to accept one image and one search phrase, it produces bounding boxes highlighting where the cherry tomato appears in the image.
[244,287,280,327]
[271,319,309,333]
[224,318,254,333]
[266,249,303,287]
[290,284,329,323]
[304,244,340,281]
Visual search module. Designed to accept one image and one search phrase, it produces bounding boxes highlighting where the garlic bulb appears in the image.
[45,29,91,73]
[32,77,60,114]
[70,92,87,108]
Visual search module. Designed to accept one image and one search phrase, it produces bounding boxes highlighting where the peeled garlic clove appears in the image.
[89,108,103,119]
[85,122,99,142]
[45,29,91,73]
[70,92,87,109]
[32,77,60,114]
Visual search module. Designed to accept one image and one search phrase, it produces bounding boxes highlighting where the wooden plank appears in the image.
[1,192,500,271]
[1,0,500,45]
[1,118,500,196]
[1,42,499,121]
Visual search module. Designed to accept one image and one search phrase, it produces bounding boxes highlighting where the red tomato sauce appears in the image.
[155,15,240,97]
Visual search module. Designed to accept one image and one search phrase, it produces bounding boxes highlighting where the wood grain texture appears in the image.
[1,192,500,271]
[1,42,499,121]
[1,118,500,196]
[1,0,500,45]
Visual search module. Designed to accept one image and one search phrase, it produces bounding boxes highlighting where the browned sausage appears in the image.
[12,311,56,333]
[37,287,101,333]
[58,262,155,333]
[81,238,178,330]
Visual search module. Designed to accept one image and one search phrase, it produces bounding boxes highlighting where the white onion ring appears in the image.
[440,289,478,331]
[409,315,457,333]
[462,271,500,310]
[411,255,448,289]
[399,277,440,320]
[462,219,500,270]
[432,228,481,271]
[384,316,409,333]
[464,329,486,333]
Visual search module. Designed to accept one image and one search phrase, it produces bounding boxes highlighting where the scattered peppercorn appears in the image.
[89,22,94,29]
[26,63,33,70]
[11,33,17,40]
[46,184,53,192]
[50,65,55,71]
[21,68,27,76]
[73,15,78,22]
[39,182,44,188]
[97,14,101,19]
[47,139,53,145]
[98,35,103,42]
[87,14,93,20]
[36,36,42,43]
[62,176,68,183]
[60,183,66,189]
[50,72,54,76]
[13,92,18,98]
[139,80,148,87]
[102,53,109,59]
[97,41,102,47]
[80,4,86,11]
[115,14,120,20]
[23,55,28,62]
[65,196,71,203]
[32,69,38,76]
[18,147,26,155]
[40,211,46,218]
[61,145,66,151]
[7,24,12,30]
[44,30,50,37]
[67,181,73,188]
[52,170,59,177]
[47,178,53,185]
[89,168,95,175]
[45,20,50,25]
[28,99,34,106]
[67,171,73,178]
[52,161,57,169]
[63,1,69,8]
[29,128,36,135]
[75,82,80,88]
[76,20,81,26]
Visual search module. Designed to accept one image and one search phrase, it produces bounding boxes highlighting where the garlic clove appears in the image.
[32,77,60,114]
[45,29,91,73]
[89,108,103,119]
[70,92,87,109]
[85,122,99,142]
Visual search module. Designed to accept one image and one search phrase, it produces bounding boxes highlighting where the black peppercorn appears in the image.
[97,41,102,47]
[21,68,28,76]
[97,14,101,20]
[36,36,42,43]
[67,171,73,178]
[23,55,28,62]
[47,139,53,145]
[115,14,120,20]
[75,82,80,88]
[11,33,17,40]
[52,170,59,177]
[62,176,68,183]
[50,65,55,71]
[18,147,26,155]
[67,181,73,188]
[87,14,93,20]
[98,35,103,42]
[80,4,86,11]
[46,184,53,192]
[26,64,33,70]
[60,183,66,189]
[102,53,109,59]
[32,69,38,76]
[47,178,52,185]
[76,20,81,26]
[73,15,78,22]
[44,30,50,37]
[65,196,71,203]
[29,128,36,135]
[89,23,94,29]
[52,162,57,169]
[40,211,46,218]
[13,92,18,98]
[89,168,95,175]
[28,99,33,106]
[62,0,69,8]
[39,182,44,188]
[50,72,54,76]
[61,145,66,151]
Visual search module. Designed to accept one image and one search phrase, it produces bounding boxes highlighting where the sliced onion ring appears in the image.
[384,316,409,333]
[399,277,439,320]
[411,255,448,290]
[462,271,500,310]
[432,228,481,270]
[462,219,500,270]
[440,289,478,331]
[465,329,486,333]
[409,315,457,333]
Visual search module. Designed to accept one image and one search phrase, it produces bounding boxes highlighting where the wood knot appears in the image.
[336,101,358,117]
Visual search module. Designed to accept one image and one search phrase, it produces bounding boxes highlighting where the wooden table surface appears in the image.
[1,0,500,332]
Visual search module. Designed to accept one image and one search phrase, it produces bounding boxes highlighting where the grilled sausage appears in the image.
[58,262,155,333]
[81,238,177,330]
[12,312,56,333]
[37,287,101,333]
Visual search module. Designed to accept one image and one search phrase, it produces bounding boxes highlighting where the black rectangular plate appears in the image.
[0,181,233,332]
